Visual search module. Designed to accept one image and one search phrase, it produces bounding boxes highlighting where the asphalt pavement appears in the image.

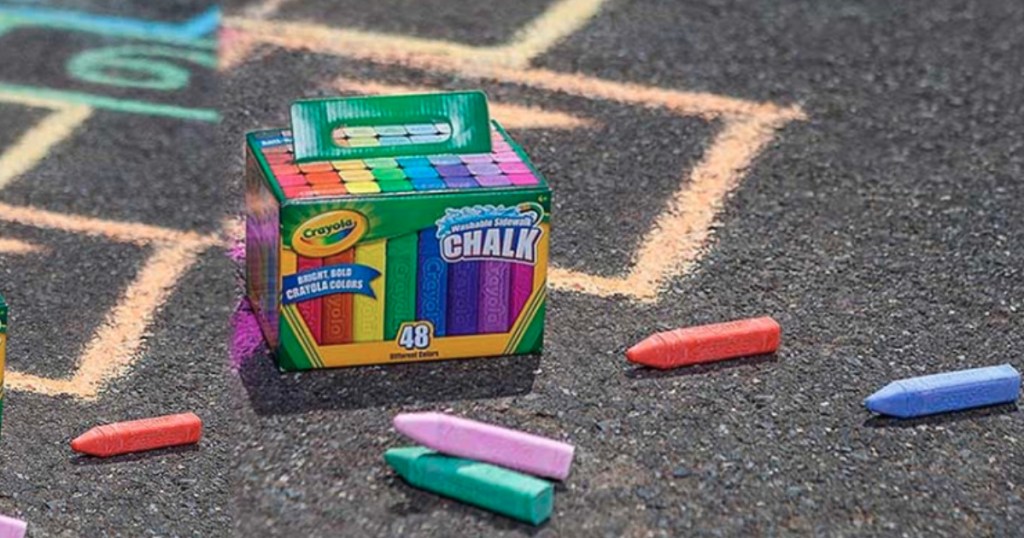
[0,0,1022,536]
[0,1,234,536]
[223,0,1024,536]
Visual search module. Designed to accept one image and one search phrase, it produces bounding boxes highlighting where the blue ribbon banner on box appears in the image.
[282,263,380,304]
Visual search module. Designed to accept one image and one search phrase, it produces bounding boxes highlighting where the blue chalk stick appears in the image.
[447,261,480,336]
[416,228,448,336]
[397,157,431,169]
[404,166,440,180]
[405,124,438,135]
[411,134,448,144]
[864,364,1021,418]
[411,177,446,191]
[379,136,412,146]
[428,155,462,166]
[0,5,221,43]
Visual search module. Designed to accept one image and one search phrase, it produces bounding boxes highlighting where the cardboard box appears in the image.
[245,92,550,370]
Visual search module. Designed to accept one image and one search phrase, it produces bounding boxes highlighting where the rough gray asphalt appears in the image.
[0,1,234,536]
[0,0,1021,536]
[224,0,1024,536]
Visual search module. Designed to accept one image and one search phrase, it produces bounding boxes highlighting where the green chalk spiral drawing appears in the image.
[68,45,216,91]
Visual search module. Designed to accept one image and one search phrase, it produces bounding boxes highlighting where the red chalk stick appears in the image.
[270,164,301,176]
[71,412,202,457]
[626,316,780,369]
[276,174,308,187]
[264,153,294,165]
[296,256,324,343]
[322,250,355,344]
[282,185,314,199]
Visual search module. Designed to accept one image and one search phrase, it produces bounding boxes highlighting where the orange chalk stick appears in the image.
[322,249,355,345]
[626,316,780,369]
[71,412,203,457]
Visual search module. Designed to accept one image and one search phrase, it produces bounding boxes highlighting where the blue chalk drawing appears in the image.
[0,4,220,44]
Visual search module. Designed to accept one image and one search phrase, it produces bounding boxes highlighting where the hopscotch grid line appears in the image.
[0,238,44,255]
[6,242,210,399]
[0,83,219,123]
[223,2,807,302]
[0,204,220,400]
[335,74,803,301]
[0,6,224,400]
[0,5,220,44]
[0,92,93,191]
[225,0,606,70]
[0,202,220,246]
[0,0,806,402]
[0,5,220,122]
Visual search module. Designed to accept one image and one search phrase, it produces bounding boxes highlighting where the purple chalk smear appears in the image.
[227,229,246,288]
[228,240,246,263]
[394,412,575,480]
[227,228,266,370]
[230,299,266,371]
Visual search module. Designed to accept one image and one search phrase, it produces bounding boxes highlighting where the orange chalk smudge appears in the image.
[0,238,45,255]
[223,0,609,71]
[0,202,216,246]
[0,205,220,400]
[548,114,802,302]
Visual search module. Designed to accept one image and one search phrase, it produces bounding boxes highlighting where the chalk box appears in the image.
[245,92,550,370]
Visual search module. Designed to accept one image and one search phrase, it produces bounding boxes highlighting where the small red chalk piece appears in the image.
[626,316,781,369]
[71,412,203,458]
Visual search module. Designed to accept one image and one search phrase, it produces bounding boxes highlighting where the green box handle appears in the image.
[290,91,492,163]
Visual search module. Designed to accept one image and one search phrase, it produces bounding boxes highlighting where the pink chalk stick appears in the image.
[393,412,575,480]
[0,515,26,538]
[499,161,530,174]
[509,262,534,323]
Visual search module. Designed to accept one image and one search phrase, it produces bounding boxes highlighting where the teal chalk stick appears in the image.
[385,446,553,525]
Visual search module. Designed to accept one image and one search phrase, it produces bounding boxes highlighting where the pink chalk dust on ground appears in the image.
[230,298,265,371]
[227,230,265,370]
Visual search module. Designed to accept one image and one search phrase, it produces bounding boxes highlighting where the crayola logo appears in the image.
[292,210,368,257]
